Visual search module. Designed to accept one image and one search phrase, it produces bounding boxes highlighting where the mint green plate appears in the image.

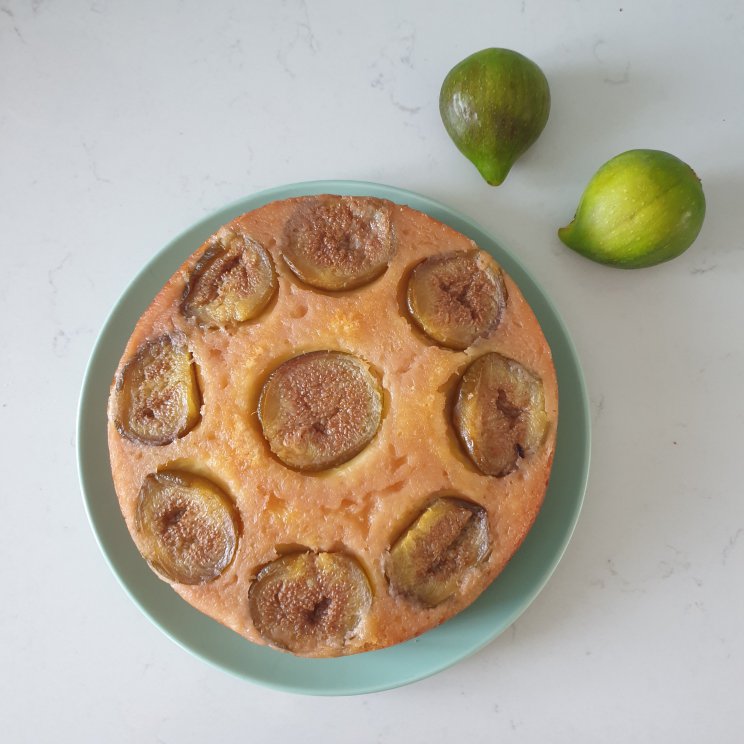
[78,181,590,696]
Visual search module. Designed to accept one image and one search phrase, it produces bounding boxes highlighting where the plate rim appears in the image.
[77,179,591,696]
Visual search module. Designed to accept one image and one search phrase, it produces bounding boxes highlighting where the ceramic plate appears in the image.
[78,181,590,696]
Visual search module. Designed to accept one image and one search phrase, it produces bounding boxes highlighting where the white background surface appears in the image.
[2,0,743,741]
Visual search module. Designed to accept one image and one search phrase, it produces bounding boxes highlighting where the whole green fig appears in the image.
[558,149,706,269]
[439,48,551,186]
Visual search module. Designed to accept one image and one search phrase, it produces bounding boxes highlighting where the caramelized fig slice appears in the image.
[181,228,277,327]
[113,335,201,445]
[283,196,395,290]
[406,250,506,350]
[249,552,372,655]
[257,350,382,471]
[386,497,490,607]
[453,352,548,477]
[135,471,239,585]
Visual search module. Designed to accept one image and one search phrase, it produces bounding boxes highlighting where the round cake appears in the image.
[107,194,558,658]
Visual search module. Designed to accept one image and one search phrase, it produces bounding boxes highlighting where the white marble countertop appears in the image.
[2,0,743,740]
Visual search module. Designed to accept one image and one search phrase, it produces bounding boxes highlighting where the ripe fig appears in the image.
[558,149,706,268]
[257,351,382,471]
[249,552,372,654]
[113,335,201,446]
[406,250,506,350]
[453,352,547,477]
[181,228,276,326]
[135,470,239,585]
[386,497,491,607]
[440,48,550,186]
[283,196,395,290]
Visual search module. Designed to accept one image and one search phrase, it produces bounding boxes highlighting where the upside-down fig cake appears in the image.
[107,194,558,657]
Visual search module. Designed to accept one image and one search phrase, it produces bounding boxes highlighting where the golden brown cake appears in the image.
[107,194,558,658]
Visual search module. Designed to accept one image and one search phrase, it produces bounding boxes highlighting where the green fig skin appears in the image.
[440,48,551,186]
[558,149,706,269]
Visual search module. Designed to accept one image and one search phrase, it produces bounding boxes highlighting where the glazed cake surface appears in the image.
[107,195,558,657]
